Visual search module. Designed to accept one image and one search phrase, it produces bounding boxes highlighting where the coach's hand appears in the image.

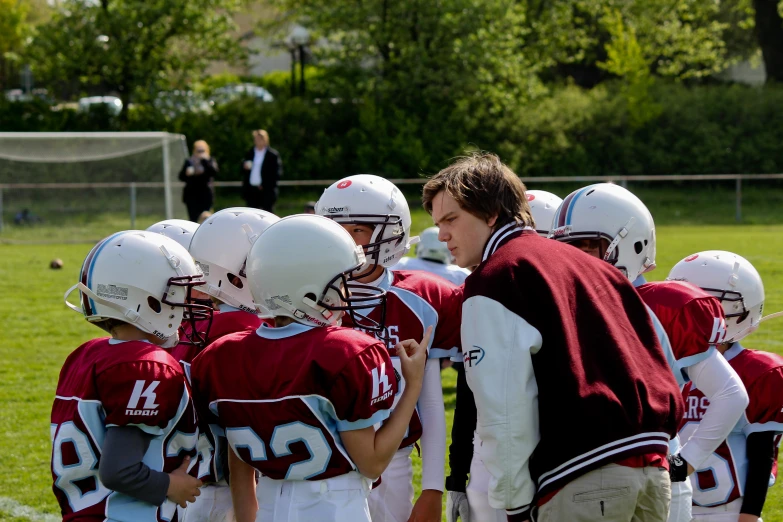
[397,326,432,390]
[446,490,471,522]
[167,456,203,507]
[409,489,442,522]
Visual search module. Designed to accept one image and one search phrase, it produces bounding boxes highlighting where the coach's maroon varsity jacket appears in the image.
[460,224,683,521]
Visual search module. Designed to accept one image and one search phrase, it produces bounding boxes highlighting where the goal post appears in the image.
[0,131,188,222]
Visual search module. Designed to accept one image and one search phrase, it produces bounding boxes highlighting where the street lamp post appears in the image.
[290,26,310,96]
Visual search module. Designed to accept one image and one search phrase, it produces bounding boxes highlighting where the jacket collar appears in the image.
[482,223,534,262]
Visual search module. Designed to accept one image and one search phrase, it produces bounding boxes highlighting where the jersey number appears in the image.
[52,422,199,513]
[51,422,111,511]
[226,422,332,480]
[679,422,735,506]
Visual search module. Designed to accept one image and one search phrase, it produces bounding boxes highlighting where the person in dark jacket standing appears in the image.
[241,129,282,213]
[423,152,683,522]
[179,140,217,222]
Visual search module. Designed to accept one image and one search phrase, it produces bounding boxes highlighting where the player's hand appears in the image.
[396,326,432,389]
[167,456,203,507]
[667,453,689,482]
[446,490,470,522]
[408,489,442,522]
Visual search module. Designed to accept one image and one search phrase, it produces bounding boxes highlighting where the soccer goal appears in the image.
[0,132,188,242]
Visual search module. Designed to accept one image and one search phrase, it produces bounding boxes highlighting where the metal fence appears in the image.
[1,173,783,232]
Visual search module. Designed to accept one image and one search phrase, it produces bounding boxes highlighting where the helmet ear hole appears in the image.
[305,292,318,302]
[227,274,244,289]
[634,241,644,254]
[147,296,162,314]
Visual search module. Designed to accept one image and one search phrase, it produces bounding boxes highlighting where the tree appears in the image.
[0,0,31,90]
[753,0,783,82]
[28,0,247,121]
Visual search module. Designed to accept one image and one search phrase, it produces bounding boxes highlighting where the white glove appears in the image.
[447,490,471,522]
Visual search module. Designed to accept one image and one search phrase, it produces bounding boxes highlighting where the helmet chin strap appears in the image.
[604,216,636,263]
[64,283,178,346]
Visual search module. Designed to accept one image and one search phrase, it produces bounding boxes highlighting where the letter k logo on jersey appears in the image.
[708,317,728,344]
[371,364,394,405]
[126,380,160,416]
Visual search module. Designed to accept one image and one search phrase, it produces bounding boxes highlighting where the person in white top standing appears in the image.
[392,227,471,285]
[240,129,283,213]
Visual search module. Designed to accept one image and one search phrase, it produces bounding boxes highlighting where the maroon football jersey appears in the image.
[637,281,727,373]
[51,338,199,522]
[191,323,397,481]
[342,269,462,447]
[680,344,783,507]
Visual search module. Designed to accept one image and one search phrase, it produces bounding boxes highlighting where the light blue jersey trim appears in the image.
[679,346,716,375]
[255,322,314,339]
[632,275,647,287]
[388,285,444,359]
[336,408,391,432]
[743,421,783,435]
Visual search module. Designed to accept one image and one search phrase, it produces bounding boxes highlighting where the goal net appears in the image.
[0,132,189,243]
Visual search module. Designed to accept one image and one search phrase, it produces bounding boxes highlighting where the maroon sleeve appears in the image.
[433,285,463,358]
[671,297,726,360]
[97,361,187,435]
[744,367,783,432]
[330,342,397,431]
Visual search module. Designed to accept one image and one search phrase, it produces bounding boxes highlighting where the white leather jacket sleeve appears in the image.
[461,295,542,513]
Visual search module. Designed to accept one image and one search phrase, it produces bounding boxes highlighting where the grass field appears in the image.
[1,206,783,521]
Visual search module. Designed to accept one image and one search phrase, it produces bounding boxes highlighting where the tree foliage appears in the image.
[28,0,247,121]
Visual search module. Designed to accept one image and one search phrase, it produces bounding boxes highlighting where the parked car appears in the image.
[210,83,274,104]
[153,90,214,119]
[77,96,123,115]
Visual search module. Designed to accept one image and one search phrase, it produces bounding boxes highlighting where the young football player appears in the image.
[317,174,462,522]
[391,226,470,285]
[191,214,431,522]
[180,207,280,522]
[54,230,212,521]
[444,188,564,522]
[670,251,783,522]
[551,183,749,522]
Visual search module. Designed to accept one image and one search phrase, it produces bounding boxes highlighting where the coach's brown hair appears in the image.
[422,152,534,230]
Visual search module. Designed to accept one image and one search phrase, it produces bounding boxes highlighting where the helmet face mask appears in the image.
[164,275,214,349]
[328,213,406,277]
[318,268,388,338]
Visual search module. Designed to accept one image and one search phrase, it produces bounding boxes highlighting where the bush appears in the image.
[3,79,783,182]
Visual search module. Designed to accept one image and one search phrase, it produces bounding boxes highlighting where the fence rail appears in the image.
[2,173,783,232]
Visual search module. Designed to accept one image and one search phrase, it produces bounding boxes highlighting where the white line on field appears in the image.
[0,497,59,522]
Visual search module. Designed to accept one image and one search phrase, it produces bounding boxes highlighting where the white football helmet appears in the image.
[316,174,419,275]
[416,226,452,264]
[146,219,199,251]
[188,207,280,313]
[246,214,387,332]
[667,251,765,343]
[526,190,563,237]
[64,231,212,348]
[549,183,656,281]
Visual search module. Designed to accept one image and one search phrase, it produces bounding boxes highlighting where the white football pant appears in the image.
[667,434,692,522]
[182,483,235,522]
[692,498,761,522]
[368,447,414,522]
[255,471,372,522]
[466,434,506,522]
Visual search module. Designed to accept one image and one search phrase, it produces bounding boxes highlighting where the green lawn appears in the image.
[1,210,783,520]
